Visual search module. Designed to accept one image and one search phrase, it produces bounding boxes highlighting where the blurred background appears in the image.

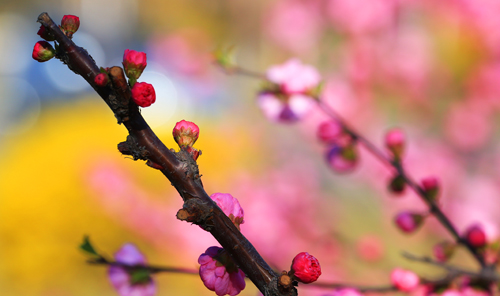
[1,0,500,295]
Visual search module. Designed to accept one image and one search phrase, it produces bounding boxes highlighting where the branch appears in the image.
[36,12,291,296]
[88,257,198,275]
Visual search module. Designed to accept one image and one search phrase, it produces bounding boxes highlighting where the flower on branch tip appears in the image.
[94,73,109,87]
[37,25,55,41]
[385,128,405,159]
[173,120,199,148]
[326,143,358,173]
[108,243,156,296]
[433,241,455,262]
[32,41,55,62]
[390,268,419,292]
[198,246,246,296]
[394,211,424,233]
[421,176,439,201]
[210,193,244,230]
[289,252,321,284]
[131,82,156,107]
[464,224,487,248]
[61,15,80,37]
[123,49,147,81]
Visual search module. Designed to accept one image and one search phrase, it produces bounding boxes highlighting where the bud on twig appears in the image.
[385,128,405,160]
[60,15,80,38]
[464,224,487,248]
[289,252,321,284]
[394,212,425,233]
[32,41,55,62]
[173,120,199,148]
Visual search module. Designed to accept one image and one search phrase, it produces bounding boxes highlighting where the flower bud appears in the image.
[326,144,358,173]
[421,176,439,201]
[385,128,405,159]
[37,25,55,41]
[32,41,55,62]
[173,120,199,148]
[394,211,424,233]
[433,241,455,262]
[317,120,343,144]
[464,224,487,248]
[94,73,109,87]
[61,15,80,37]
[123,49,147,81]
[290,252,321,284]
[210,193,244,230]
[131,82,156,107]
[390,268,419,292]
[388,175,406,194]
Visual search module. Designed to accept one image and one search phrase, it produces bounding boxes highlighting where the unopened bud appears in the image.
[390,268,420,292]
[37,25,55,41]
[385,128,405,159]
[433,241,455,262]
[131,82,156,107]
[173,120,199,148]
[464,224,487,248]
[394,211,424,233]
[317,120,343,144]
[421,176,439,201]
[94,73,109,87]
[32,41,55,62]
[123,49,147,81]
[61,15,80,38]
[290,252,321,284]
[389,175,406,194]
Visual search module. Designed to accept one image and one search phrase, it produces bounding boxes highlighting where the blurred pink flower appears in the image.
[390,268,419,292]
[394,212,424,233]
[330,288,364,296]
[210,193,244,229]
[266,58,321,94]
[461,286,490,296]
[257,92,315,123]
[356,235,384,262]
[464,224,487,248]
[317,120,344,144]
[326,145,358,173]
[108,243,156,296]
[198,246,246,296]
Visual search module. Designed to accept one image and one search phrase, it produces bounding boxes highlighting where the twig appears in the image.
[88,257,198,275]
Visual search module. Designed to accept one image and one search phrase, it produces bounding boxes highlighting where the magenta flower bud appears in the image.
[388,175,406,195]
[173,120,199,148]
[326,144,358,173]
[464,224,487,248]
[131,82,156,107]
[390,268,420,292]
[94,73,109,87]
[433,241,455,262]
[290,252,321,284]
[123,49,147,81]
[108,243,156,296]
[210,193,244,230]
[198,246,246,296]
[32,41,55,62]
[394,211,424,233]
[421,176,439,201]
[317,120,343,144]
[61,15,80,37]
[37,25,55,41]
[385,128,405,159]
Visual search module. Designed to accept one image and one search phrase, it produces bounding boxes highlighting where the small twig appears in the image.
[88,257,198,275]
[312,282,397,293]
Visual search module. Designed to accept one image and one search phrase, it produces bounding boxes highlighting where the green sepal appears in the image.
[79,235,100,257]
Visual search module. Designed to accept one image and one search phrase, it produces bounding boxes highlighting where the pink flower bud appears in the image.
[421,176,439,201]
[131,82,156,107]
[37,25,55,41]
[390,268,419,292]
[61,15,80,37]
[173,120,199,148]
[198,246,246,296]
[123,49,147,81]
[326,144,358,173]
[94,73,109,87]
[464,224,487,248]
[394,212,424,233]
[385,128,405,159]
[32,41,55,62]
[433,241,455,262]
[317,120,343,144]
[461,286,490,296]
[108,243,156,296]
[388,175,406,194]
[210,193,244,230]
[290,252,321,284]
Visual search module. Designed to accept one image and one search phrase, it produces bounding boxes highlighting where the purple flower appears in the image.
[108,243,156,296]
[198,246,246,296]
[210,193,244,229]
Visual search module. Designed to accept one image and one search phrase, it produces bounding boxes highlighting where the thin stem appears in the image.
[88,257,198,275]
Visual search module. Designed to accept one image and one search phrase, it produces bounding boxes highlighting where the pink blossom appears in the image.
[266,58,321,94]
[257,92,315,123]
[462,286,489,296]
[290,252,321,283]
[108,243,156,296]
[123,49,147,80]
[198,246,246,296]
[356,235,384,262]
[394,212,424,233]
[131,82,156,107]
[390,268,419,292]
[210,193,244,229]
[317,121,343,144]
[173,120,199,148]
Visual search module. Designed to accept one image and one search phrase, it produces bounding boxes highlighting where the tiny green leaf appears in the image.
[79,235,100,257]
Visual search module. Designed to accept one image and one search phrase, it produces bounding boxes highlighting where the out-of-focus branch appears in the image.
[88,257,199,275]
[36,12,292,296]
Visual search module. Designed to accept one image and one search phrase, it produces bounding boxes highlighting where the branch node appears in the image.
[177,199,214,231]
[117,135,148,160]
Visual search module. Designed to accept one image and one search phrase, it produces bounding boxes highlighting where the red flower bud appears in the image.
[61,15,80,37]
[94,73,109,87]
[290,252,321,284]
[131,82,156,107]
[173,120,199,148]
[421,176,439,201]
[385,128,405,159]
[394,212,424,233]
[32,41,55,62]
[123,49,147,81]
[464,224,487,248]
[37,25,55,41]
